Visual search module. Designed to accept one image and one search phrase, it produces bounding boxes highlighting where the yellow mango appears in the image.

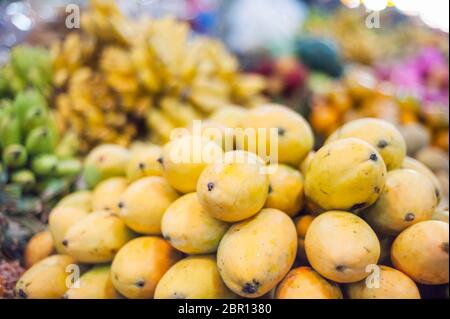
[217,208,297,298]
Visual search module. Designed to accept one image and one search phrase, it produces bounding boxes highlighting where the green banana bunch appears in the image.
[0,45,52,97]
[1,91,82,218]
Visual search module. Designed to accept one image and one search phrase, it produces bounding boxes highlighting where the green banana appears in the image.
[13,90,46,123]
[25,126,57,155]
[2,144,28,168]
[0,112,22,149]
[55,132,80,158]
[23,106,50,136]
[56,158,82,177]
[0,162,7,184]
[31,154,59,176]
[10,169,36,189]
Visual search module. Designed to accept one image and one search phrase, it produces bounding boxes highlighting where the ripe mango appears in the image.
[161,193,229,254]
[48,207,90,254]
[415,146,449,173]
[237,104,314,166]
[24,230,55,269]
[92,177,128,213]
[16,255,76,299]
[161,135,223,193]
[264,164,304,217]
[64,265,121,299]
[305,138,386,212]
[217,208,297,298]
[155,255,238,299]
[63,211,135,263]
[126,145,163,182]
[56,190,93,212]
[197,151,269,222]
[401,156,442,203]
[83,144,130,189]
[326,118,406,170]
[275,267,343,299]
[347,265,420,299]
[111,237,183,299]
[363,169,436,236]
[391,221,449,285]
[305,211,380,283]
[209,105,248,128]
[299,151,315,176]
[119,176,179,234]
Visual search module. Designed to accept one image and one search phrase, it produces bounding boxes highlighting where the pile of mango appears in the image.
[52,0,266,153]
[16,104,448,299]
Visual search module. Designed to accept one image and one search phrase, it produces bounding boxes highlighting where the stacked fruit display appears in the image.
[15,103,448,299]
[52,0,266,153]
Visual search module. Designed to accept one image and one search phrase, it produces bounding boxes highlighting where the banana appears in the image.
[55,132,80,159]
[31,154,59,176]
[56,159,82,177]
[2,144,28,168]
[0,112,22,149]
[11,169,36,189]
[25,126,57,155]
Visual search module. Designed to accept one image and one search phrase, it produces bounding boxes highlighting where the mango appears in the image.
[111,237,183,299]
[126,145,163,182]
[299,151,315,176]
[161,193,229,254]
[64,265,121,299]
[155,255,238,299]
[217,208,297,298]
[209,105,248,128]
[48,207,90,254]
[415,146,449,173]
[391,221,449,285]
[83,144,130,189]
[347,265,420,299]
[188,120,235,152]
[92,177,128,213]
[24,230,55,269]
[401,156,442,203]
[305,211,380,283]
[160,135,223,193]
[16,255,76,299]
[363,169,436,236]
[264,164,304,217]
[326,118,406,170]
[119,176,179,234]
[63,211,134,263]
[275,267,343,299]
[399,123,430,156]
[237,104,314,166]
[56,190,93,212]
[305,138,387,212]
[197,150,269,222]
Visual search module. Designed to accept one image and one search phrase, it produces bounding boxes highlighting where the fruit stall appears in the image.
[0,0,448,300]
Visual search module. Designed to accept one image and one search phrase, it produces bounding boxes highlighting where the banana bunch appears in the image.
[0,90,81,263]
[52,0,267,152]
[0,46,52,98]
